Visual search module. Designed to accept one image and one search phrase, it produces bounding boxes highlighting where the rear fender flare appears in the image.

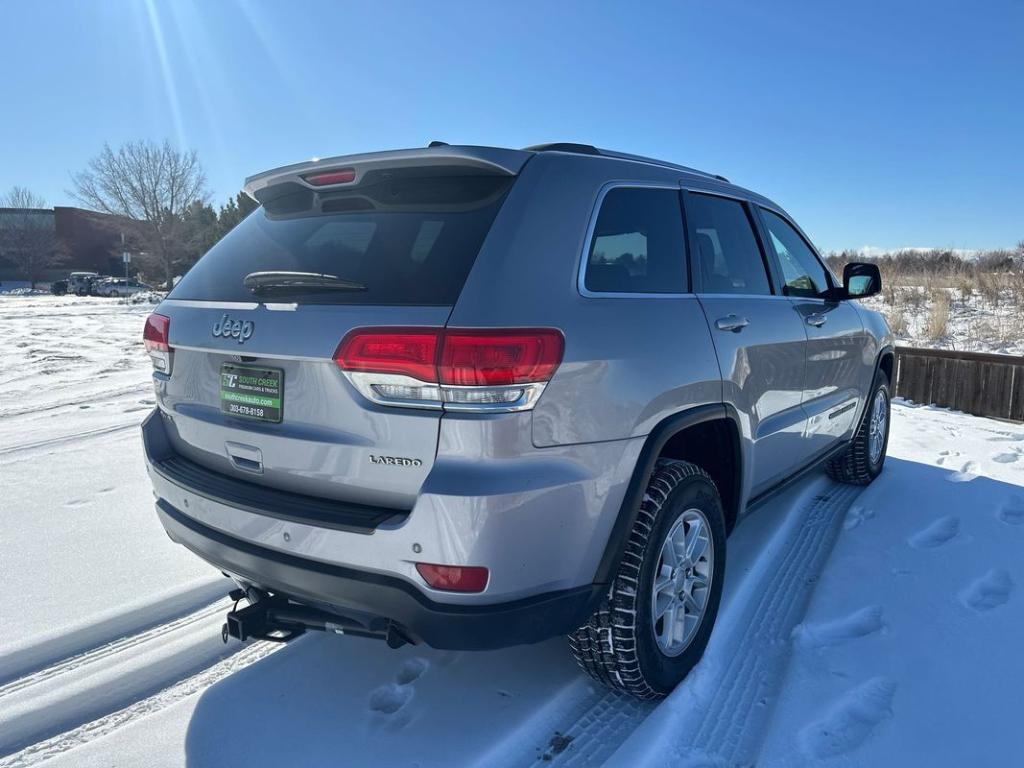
[591,403,743,588]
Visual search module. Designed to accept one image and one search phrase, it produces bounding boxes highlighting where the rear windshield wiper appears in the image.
[243,271,366,294]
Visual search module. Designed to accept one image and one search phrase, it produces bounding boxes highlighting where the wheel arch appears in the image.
[877,344,895,385]
[591,403,742,587]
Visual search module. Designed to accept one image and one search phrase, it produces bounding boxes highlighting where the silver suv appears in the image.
[142,143,892,698]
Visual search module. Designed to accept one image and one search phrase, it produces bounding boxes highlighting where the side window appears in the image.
[686,193,771,296]
[760,209,830,298]
[584,187,686,294]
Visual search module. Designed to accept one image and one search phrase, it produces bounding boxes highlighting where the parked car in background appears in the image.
[96,278,151,297]
[50,279,68,295]
[141,142,893,699]
[68,272,100,296]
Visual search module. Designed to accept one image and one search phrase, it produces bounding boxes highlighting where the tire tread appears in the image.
[825,371,889,485]
[568,459,714,700]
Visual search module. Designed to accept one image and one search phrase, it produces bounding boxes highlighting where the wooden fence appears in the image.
[893,346,1024,422]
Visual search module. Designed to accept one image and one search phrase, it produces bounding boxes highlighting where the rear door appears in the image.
[684,190,810,496]
[154,168,515,511]
[756,207,870,455]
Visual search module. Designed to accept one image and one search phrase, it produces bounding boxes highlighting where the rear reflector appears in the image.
[415,563,489,593]
[303,168,356,186]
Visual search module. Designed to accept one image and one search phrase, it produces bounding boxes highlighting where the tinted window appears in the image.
[760,209,831,297]
[687,194,771,295]
[584,188,686,294]
[170,174,512,305]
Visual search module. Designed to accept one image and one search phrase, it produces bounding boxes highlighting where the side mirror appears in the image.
[842,262,881,299]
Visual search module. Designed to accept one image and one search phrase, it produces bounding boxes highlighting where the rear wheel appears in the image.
[825,369,890,485]
[569,459,726,699]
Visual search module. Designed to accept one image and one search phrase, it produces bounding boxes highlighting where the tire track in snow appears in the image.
[0,598,272,759]
[495,487,856,768]
[0,383,150,419]
[0,580,228,687]
[0,600,228,700]
[527,688,655,767]
[606,483,862,768]
[0,642,279,768]
[0,423,138,458]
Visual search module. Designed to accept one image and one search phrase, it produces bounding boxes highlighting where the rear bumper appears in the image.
[156,499,601,650]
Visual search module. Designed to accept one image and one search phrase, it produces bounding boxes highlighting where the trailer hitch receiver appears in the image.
[221,590,414,648]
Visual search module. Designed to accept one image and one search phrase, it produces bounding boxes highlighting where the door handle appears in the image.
[715,315,749,333]
[806,313,828,328]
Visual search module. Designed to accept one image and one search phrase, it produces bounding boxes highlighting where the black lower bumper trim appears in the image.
[156,500,601,651]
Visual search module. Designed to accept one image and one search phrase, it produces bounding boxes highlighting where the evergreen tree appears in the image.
[217,192,258,239]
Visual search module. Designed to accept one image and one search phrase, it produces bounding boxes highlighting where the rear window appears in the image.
[170,173,512,305]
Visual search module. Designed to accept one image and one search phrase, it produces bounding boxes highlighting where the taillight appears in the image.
[439,330,563,386]
[303,168,356,186]
[334,328,563,412]
[335,329,439,383]
[415,563,489,593]
[143,313,173,373]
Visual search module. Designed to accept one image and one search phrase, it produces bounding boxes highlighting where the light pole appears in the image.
[121,232,130,280]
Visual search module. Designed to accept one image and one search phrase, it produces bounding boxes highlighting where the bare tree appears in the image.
[0,186,61,288]
[70,140,208,287]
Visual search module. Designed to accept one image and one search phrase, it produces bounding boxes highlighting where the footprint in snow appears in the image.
[907,516,959,549]
[936,450,960,466]
[960,569,1013,612]
[800,677,896,759]
[992,449,1022,464]
[368,683,413,715]
[998,498,1024,526]
[947,461,979,482]
[843,506,875,531]
[793,606,885,649]
[987,432,1024,443]
[395,657,429,685]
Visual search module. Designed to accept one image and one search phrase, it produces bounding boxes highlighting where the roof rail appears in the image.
[524,142,601,156]
[524,143,726,182]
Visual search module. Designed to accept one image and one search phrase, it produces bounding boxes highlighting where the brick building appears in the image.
[0,206,129,282]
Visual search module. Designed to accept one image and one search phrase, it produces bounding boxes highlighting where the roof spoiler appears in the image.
[243,146,531,201]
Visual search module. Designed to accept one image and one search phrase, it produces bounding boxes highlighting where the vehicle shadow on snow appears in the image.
[183,631,585,767]
[183,458,1024,767]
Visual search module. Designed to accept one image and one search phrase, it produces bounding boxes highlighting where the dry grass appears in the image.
[957,277,974,304]
[926,291,951,340]
[884,307,909,336]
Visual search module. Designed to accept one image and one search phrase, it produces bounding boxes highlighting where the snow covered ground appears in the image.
[1,295,1022,767]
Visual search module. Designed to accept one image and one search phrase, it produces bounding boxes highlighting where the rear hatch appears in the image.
[150,150,525,512]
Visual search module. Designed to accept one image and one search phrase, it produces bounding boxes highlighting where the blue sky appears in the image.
[1,0,1021,252]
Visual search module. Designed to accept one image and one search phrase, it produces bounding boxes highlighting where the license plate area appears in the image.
[220,364,283,423]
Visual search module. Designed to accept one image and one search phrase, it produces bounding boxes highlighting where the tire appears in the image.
[568,459,727,699]
[825,369,891,485]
